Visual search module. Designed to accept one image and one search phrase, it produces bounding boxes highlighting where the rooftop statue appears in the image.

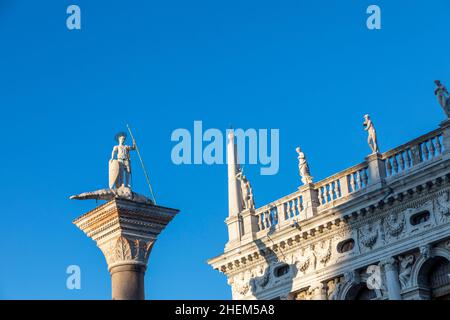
[296,147,313,185]
[363,114,379,154]
[236,169,255,211]
[70,129,154,204]
[435,80,450,118]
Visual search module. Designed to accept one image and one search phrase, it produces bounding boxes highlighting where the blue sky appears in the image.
[0,1,449,299]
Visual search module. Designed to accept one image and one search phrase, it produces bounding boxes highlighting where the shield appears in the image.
[109,160,121,189]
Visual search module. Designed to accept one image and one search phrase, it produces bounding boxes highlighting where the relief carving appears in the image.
[327,279,343,300]
[115,236,132,261]
[359,223,379,249]
[100,235,155,268]
[308,283,325,298]
[398,254,415,289]
[315,239,332,266]
[435,191,450,223]
[383,211,405,238]
[231,272,251,297]
[295,246,316,273]
[295,290,312,300]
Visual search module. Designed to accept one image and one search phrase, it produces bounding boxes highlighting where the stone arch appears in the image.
[338,277,358,300]
[339,284,352,300]
[339,273,383,300]
[410,247,450,288]
[343,283,381,300]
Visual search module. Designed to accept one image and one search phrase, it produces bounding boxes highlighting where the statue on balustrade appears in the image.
[236,169,255,210]
[296,147,313,185]
[363,114,379,154]
[435,80,450,118]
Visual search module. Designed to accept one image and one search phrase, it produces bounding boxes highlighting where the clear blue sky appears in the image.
[0,1,449,299]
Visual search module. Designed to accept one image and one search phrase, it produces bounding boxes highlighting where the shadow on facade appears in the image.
[248,226,297,300]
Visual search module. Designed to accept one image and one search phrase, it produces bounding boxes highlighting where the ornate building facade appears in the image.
[208,114,450,300]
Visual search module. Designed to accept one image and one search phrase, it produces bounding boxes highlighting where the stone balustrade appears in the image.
[255,192,304,233]
[382,128,443,179]
[250,126,446,240]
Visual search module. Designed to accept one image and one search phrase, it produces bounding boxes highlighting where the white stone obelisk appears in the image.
[225,129,244,249]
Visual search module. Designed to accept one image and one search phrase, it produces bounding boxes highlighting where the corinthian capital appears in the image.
[73,198,178,271]
[99,236,155,270]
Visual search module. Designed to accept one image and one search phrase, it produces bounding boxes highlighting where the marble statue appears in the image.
[363,114,379,154]
[236,169,255,210]
[110,132,136,189]
[434,80,450,118]
[70,131,152,204]
[296,147,313,185]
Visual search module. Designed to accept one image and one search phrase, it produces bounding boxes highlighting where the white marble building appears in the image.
[208,115,450,300]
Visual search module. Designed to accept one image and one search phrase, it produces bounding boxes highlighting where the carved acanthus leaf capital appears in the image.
[99,235,155,270]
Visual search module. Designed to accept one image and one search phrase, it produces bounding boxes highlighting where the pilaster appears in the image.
[240,208,259,244]
[365,153,386,190]
[300,183,319,219]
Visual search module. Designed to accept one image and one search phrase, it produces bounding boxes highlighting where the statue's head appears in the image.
[295,146,301,154]
[115,132,127,144]
[435,80,441,86]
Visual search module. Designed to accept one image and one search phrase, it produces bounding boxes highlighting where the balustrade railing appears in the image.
[317,178,341,205]
[256,206,279,231]
[254,192,304,233]
[315,162,369,206]
[382,129,443,178]
[283,194,304,220]
[251,126,446,236]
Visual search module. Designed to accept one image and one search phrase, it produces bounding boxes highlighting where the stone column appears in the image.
[381,257,402,300]
[365,153,386,190]
[73,198,178,300]
[110,264,146,300]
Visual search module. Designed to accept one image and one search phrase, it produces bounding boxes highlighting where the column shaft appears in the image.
[110,264,146,300]
[382,259,402,300]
